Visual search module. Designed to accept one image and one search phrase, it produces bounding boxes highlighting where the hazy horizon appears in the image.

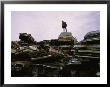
[11,11,100,42]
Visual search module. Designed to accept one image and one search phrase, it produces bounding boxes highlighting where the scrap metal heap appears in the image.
[74,30,100,63]
[12,33,39,61]
[19,33,37,45]
[11,31,100,77]
[11,33,69,77]
[72,30,100,76]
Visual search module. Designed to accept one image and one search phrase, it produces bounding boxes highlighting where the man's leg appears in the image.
[63,28,65,32]
[66,28,67,32]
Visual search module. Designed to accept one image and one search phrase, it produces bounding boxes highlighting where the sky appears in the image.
[11,11,100,42]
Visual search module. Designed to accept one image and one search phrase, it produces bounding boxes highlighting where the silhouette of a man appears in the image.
[62,20,67,32]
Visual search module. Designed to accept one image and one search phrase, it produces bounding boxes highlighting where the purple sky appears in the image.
[11,11,100,42]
